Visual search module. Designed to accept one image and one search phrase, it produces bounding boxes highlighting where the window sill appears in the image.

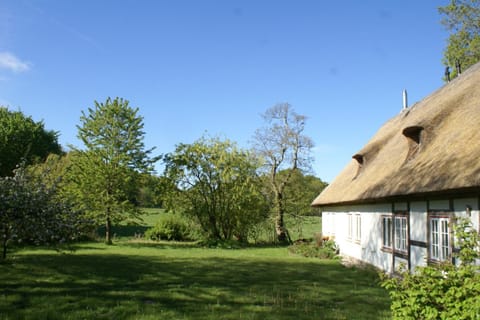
[428,258,451,265]
[381,246,393,253]
[393,250,408,259]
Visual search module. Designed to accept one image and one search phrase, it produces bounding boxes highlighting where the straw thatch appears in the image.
[312,62,480,207]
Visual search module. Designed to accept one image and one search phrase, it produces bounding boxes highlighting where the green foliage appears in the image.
[163,136,269,242]
[381,217,480,319]
[0,166,87,259]
[67,97,159,244]
[439,0,480,79]
[288,239,339,260]
[145,213,191,241]
[0,107,62,177]
[282,170,327,217]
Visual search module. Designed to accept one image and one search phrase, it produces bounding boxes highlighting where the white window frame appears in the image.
[382,216,393,249]
[430,217,450,262]
[394,215,408,252]
[347,214,353,240]
[354,214,361,243]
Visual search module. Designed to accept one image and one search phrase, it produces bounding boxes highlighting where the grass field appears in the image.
[0,242,390,320]
[101,208,323,243]
[0,212,391,319]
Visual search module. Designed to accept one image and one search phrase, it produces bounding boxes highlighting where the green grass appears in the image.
[97,208,165,239]
[0,241,391,320]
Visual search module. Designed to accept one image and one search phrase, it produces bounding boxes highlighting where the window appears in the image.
[352,154,364,179]
[347,214,353,240]
[382,216,393,248]
[347,214,361,243]
[402,126,424,163]
[394,216,408,252]
[355,214,361,242]
[430,217,450,262]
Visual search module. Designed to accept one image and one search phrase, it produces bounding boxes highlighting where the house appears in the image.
[311,62,480,273]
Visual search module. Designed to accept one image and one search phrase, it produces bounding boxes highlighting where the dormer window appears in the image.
[402,126,424,162]
[352,154,365,179]
[402,126,423,144]
[352,154,364,165]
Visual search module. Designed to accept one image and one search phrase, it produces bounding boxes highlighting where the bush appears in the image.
[381,218,480,320]
[288,238,339,259]
[145,213,191,241]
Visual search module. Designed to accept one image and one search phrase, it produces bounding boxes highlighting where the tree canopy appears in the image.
[67,97,159,244]
[281,170,327,218]
[163,136,268,242]
[439,0,480,79]
[0,107,62,177]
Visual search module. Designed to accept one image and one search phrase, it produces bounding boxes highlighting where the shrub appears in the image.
[288,238,339,259]
[381,218,480,320]
[145,213,191,241]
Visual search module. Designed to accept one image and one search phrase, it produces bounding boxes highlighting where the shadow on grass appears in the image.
[0,245,390,320]
[97,225,150,238]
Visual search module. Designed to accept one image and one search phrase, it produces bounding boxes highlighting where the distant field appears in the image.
[1,241,391,320]
[102,208,322,243]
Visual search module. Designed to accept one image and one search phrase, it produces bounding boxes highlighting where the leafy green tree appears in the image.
[280,170,327,237]
[0,166,85,259]
[381,217,480,319]
[163,136,268,242]
[136,173,166,208]
[252,104,314,244]
[28,153,73,188]
[0,107,62,177]
[439,0,480,79]
[68,97,158,244]
[281,170,327,217]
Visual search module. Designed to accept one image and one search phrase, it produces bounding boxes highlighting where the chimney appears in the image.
[402,89,408,110]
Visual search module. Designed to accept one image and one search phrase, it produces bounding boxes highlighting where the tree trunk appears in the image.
[274,192,289,244]
[105,216,112,245]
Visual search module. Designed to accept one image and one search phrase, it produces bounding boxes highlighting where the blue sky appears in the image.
[0,0,449,182]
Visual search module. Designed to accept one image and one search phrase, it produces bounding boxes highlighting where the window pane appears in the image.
[356,215,361,241]
[347,215,352,239]
[394,216,407,251]
[431,219,439,259]
[382,217,392,248]
[441,220,449,259]
[430,218,450,261]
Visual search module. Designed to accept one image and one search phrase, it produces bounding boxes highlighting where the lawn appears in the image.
[0,241,391,320]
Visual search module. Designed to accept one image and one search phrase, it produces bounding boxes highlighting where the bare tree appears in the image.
[252,103,314,244]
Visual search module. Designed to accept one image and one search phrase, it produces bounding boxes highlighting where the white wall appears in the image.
[410,202,426,242]
[322,204,392,271]
[322,196,480,272]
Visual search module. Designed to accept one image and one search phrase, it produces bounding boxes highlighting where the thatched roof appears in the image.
[312,62,480,207]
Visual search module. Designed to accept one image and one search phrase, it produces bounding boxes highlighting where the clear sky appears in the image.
[0,0,449,182]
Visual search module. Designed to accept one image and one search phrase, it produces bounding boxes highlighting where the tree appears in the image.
[68,97,158,244]
[252,103,314,244]
[136,173,166,208]
[278,170,327,237]
[0,107,62,177]
[163,136,268,242]
[0,166,85,259]
[439,0,480,79]
[281,170,327,217]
